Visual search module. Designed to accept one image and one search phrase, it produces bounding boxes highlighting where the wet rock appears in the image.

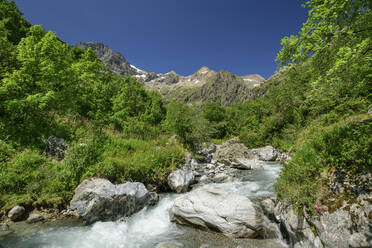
[26,213,44,224]
[274,202,321,248]
[0,223,9,231]
[260,198,276,219]
[168,169,195,193]
[251,146,278,161]
[8,205,25,221]
[170,185,263,238]
[212,173,228,183]
[262,215,281,239]
[199,175,209,183]
[148,192,159,206]
[155,241,184,248]
[44,135,68,160]
[69,178,154,224]
[231,158,263,170]
[60,209,79,218]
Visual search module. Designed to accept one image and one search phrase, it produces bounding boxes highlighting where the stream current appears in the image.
[1,162,286,248]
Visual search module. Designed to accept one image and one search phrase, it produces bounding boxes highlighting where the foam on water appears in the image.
[2,162,283,248]
[3,196,181,248]
[215,161,282,199]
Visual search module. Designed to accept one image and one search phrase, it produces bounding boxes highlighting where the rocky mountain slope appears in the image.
[75,42,266,105]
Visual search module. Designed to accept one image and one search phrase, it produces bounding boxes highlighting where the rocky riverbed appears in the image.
[1,138,370,248]
[0,163,285,248]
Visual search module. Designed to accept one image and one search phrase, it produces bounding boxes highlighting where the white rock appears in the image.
[8,205,25,221]
[168,169,194,193]
[170,185,263,238]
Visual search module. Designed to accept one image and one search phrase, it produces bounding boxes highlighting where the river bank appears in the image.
[1,138,370,248]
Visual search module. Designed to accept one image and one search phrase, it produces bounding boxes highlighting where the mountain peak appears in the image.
[75,42,266,105]
[74,42,136,76]
[241,74,266,87]
[196,66,213,75]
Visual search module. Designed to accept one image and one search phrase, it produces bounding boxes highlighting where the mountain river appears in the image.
[1,162,286,248]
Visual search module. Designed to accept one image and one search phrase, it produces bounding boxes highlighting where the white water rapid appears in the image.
[1,162,285,248]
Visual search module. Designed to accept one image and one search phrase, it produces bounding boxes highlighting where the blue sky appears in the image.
[15,0,308,79]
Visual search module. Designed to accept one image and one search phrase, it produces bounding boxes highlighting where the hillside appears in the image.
[75,42,266,105]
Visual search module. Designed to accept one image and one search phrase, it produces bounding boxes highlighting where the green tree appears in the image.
[0,25,77,144]
[0,0,30,45]
[164,101,210,150]
[203,102,227,138]
[111,76,151,129]
[276,0,371,66]
[0,25,17,80]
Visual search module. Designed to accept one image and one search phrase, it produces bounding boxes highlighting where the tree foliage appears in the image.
[276,0,372,66]
[0,0,30,45]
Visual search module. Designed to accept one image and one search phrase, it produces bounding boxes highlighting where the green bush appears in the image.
[0,133,186,211]
[0,149,46,195]
[63,134,106,184]
[0,140,15,163]
[276,118,371,212]
[83,137,185,187]
[164,101,211,150]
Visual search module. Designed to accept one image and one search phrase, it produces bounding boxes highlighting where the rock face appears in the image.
[261,193,372,248]
[167,169,194,193]
[26,213,44,224]
[74,42,266,106]
[7,205,25,221]
[272,202,323,248]
[169,185,263,238]
[74,42,138,76]
[44,135,68,160]
[69,178,156,224]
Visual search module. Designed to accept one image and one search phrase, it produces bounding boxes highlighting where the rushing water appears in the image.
[1,162,285,248]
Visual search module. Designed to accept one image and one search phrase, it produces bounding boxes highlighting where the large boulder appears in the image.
[69,178,156,224]
[168,169,194,193]
[251,146,278,161]
[44,135,68,160]
[7,205,25,221]
[212,137,257,169]
[169,185,263,238]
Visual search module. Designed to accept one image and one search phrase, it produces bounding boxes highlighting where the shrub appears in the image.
[83,137,185,187]
[276,118,371,212]
[164,101,211,150]
[0,139,15,163]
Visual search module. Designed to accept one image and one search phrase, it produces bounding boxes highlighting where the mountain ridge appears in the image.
[75,41,267,105]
